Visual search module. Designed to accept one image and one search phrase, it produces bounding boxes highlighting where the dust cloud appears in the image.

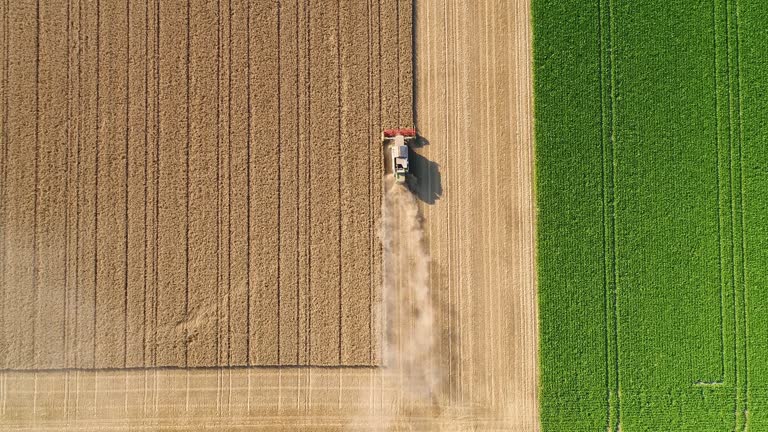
[380,177,440,401]
[347,177,445,430]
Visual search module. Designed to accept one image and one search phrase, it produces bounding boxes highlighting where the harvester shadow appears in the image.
[407,144,442,205]
[410,134,430,149]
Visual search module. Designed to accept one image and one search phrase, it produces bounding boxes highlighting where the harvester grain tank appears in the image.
[381,128,417,183]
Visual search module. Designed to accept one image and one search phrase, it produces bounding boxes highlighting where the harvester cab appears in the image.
[382,128,417,183]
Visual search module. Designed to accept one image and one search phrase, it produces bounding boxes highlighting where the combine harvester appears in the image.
[381,128,417,183]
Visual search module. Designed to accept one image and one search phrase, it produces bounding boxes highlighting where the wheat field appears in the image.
[0,0,538,429]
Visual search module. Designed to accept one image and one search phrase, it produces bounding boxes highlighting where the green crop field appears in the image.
[533,0,767,430]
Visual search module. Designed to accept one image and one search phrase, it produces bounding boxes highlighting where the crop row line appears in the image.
[697,0,748,427]
[724,0,748,428]
[597,0,620,430]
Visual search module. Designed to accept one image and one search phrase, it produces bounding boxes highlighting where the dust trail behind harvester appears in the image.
[351,177,499,431]
[380,177,440,402]
[345,175,456,432]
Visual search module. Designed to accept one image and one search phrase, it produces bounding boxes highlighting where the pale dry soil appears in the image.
[0,0,537,430]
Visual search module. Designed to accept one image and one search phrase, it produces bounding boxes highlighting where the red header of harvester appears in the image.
[382,128,417,138]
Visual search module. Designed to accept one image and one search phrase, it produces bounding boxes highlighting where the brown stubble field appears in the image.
[0,0,537,430]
